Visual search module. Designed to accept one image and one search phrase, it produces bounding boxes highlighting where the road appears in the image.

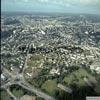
[7,88,17,100]
[57,83,73,94]
[1,45,56,100]
[18,82,55,100]
[1,80,55,100]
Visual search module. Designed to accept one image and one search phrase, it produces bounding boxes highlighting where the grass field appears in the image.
[1,90,11,100]
[41,80,57,95]
[27,60,43,68]
[27,54,43,68]
[12,89,24,98]
[63,68,97,87]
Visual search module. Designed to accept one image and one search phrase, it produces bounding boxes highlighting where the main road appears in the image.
[1,45,56,100]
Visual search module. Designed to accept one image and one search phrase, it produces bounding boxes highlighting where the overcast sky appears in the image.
[1,0,100,14]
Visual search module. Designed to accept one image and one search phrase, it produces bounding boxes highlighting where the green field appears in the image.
[1,90,11,100]
[11,85,36,98]
[12,89,24,98]
[27,60,43,67]
[41,80,57,96]
[27,54,43,68]
[64,68,97,87]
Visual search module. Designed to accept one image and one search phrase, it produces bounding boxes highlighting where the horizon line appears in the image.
[1,11,100,16]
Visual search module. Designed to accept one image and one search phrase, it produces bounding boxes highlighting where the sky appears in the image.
[1,0,100,14]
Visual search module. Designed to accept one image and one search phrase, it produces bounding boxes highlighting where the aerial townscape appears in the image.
[1,12,100,100]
